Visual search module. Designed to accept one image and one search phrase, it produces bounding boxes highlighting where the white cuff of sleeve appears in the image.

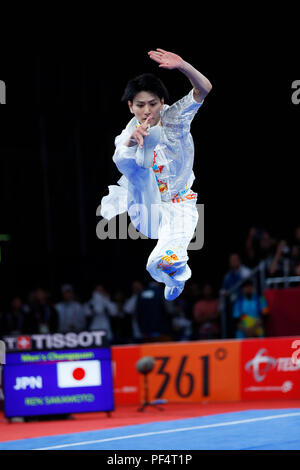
[136,124,161,168]
[119,143,138,156]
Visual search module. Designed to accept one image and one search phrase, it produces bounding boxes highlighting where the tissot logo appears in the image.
[3,331,107,351]
[17,336,31,350]
[0,81,6,104]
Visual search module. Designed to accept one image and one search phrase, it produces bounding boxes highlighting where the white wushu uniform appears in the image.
[101,89,204,291]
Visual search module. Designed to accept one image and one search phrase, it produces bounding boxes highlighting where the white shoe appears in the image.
[164,284,184,301]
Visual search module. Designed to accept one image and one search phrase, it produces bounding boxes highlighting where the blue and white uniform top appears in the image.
[101,89,204,238]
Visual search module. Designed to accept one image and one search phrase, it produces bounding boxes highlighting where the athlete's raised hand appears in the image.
[148,49,184,70]
[126,114,153,148]
[148,48,212,102]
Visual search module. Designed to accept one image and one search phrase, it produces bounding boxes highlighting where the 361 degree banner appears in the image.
[112,340,240,404]
[140,340,240,403]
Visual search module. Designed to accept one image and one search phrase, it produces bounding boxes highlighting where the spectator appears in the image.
[0,296,32,335]
[290,244,300,275]
[28,287,58,334]
[268,239,291,278]
[55,284,86,333]
[192,283,220,340]
[110,289,132,344]
[221,253,252,301]
[292,225,300,249]
[220,253,252,338]
[83,284,117,343]
[291,261,300,288]
[233,279,269,338]
[181,280,201,321]
[123,280,144,342]
[245,227,276,268]
[294,260,300,277]
[170,300,192,341]
[136,280,171,342]
[288,227,300,275]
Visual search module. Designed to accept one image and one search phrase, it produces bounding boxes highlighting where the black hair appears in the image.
[121,73,169,103]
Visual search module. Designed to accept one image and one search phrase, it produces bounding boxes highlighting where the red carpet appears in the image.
[1,400,300,443]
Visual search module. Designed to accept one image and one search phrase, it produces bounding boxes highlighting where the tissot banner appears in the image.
[1,331,108,351]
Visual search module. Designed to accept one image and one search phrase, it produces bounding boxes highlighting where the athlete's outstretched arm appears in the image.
[148,48,212,103]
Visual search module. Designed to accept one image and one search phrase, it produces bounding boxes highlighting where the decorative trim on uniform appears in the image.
[156,249,179,277]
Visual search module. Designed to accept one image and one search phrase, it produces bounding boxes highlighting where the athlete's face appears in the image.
[128,91,164,126]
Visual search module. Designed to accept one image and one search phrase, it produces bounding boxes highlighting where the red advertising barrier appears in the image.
[112,337,300,405]
[241,336,300,400]
[264,288,300,337]
[111,345,141,405]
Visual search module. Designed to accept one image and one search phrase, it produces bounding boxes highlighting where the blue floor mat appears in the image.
[0,408,300,450]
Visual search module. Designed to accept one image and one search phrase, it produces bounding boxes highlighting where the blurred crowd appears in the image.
[0,280,216,345]
[1,224,300,344]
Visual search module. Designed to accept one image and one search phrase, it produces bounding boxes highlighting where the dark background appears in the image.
[0,31,298,307]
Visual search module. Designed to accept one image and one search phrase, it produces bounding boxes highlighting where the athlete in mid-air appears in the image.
[101,48,212,300]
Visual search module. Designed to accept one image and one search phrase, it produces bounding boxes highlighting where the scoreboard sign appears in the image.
[2,331,114,417]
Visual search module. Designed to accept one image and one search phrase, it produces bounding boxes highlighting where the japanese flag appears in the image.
[57,360,101,388]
